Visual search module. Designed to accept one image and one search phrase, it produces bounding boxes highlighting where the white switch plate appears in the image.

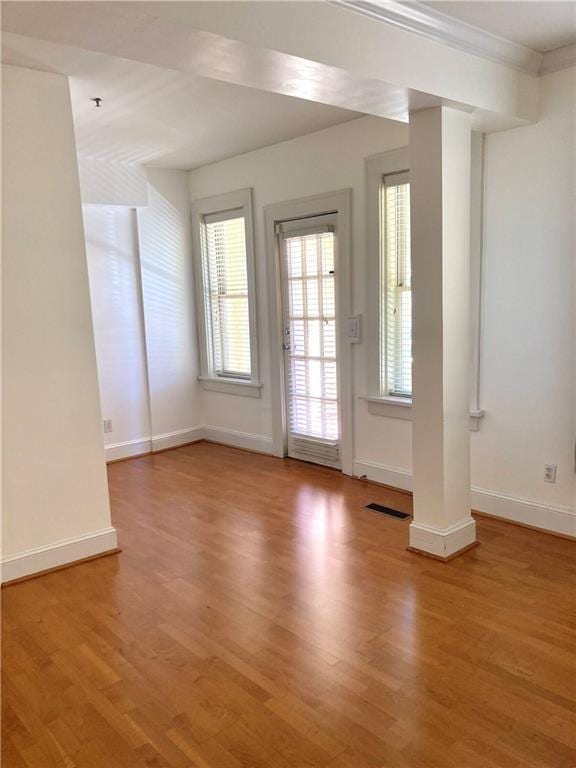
[347,314,362,343]
[103,419,113,434]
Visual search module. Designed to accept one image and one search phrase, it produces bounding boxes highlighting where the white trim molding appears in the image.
[361,395,412,420]
[360,396,485,430]
[471,487,576,538]
[191,188,260,394]
[353,459,576,537]
[105,426,273,462]
[197,376,262,398]
[332,0,543,75]
[409,518,477,559]
[105,427,203,461]
[105,437,152,462]
[202,426,274,455]
[1,527,118,584]
[541,44,576,76]
[365,148,410,402]
[354,459,413,492]
[151,427,204,453]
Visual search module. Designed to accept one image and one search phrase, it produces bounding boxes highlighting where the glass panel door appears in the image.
[279,215,340,468]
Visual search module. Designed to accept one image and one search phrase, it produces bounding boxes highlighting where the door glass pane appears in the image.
[283,230,339,443]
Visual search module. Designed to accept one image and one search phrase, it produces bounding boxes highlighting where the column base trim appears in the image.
[408,518,477,559]
[353,459,576,538]
[407,540,479,562]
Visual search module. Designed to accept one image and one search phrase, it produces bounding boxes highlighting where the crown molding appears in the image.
[541,43,576,76]
[332,0,543,75]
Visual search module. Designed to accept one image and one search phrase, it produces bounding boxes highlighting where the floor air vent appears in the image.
[365,503,410,520]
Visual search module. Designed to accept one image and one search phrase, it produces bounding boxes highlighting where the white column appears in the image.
[409,106,477,560]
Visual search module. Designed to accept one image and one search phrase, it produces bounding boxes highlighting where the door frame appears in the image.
[264,189,353,475]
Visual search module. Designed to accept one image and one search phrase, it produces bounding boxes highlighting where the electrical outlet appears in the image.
[544,464,557,483]
[103,419,113,434]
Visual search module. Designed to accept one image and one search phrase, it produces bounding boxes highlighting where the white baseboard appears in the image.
[105,426,273,462]
[470,486,576,538]
[202,425,274,455]
[353,459,576,537]
[1,527,118,584]
[105,437,152,462]
[105,427,204,461]
[151,426,204,452]
[353,459,413,492]
[409,518,477,558]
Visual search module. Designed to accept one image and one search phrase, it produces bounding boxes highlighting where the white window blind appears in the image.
[382,174,412,397]
[284,229,338,441]
[202,211,251,379]
[279,217,340,467]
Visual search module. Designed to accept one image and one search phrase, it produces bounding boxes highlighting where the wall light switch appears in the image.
[347,315,362,343]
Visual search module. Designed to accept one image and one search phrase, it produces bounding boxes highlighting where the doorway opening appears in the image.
[278,214,340,468]
[265,190,353,474]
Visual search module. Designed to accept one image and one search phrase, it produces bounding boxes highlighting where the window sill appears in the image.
[198,376,262,398]
[361,396,486,430]
[361,395,413,420]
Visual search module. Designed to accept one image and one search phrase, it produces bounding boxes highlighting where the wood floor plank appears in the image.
[3,442,575,767]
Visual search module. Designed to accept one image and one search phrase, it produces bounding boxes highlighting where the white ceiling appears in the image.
[426,1,576,53]
[2,2,574,172]
[2,32,362,170]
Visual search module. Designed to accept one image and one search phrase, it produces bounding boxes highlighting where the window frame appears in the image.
[364,148,411,416]
[191,188,261,398]
[382,170,412,400]
[363,145,485,429]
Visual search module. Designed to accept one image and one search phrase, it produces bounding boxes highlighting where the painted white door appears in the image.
[278,214,340,468]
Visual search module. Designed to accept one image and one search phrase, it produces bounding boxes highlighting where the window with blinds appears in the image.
[201,211,251,379]
[381,174,412,397]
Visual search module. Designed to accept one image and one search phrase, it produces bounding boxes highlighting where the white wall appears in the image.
[84,206,152,459]
[475,66,575,512]
[189,115,409,448]
[81,169,202,459]
[2,65,116,581]
[78,157,148,207]
[188,72,575,534]
[137,168,202,449]
[72,68,574,536]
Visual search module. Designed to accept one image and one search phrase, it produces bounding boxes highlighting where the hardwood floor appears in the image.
[2,442,576,767]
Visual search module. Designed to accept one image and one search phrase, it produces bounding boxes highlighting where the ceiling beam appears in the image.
[1,1,540,130]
